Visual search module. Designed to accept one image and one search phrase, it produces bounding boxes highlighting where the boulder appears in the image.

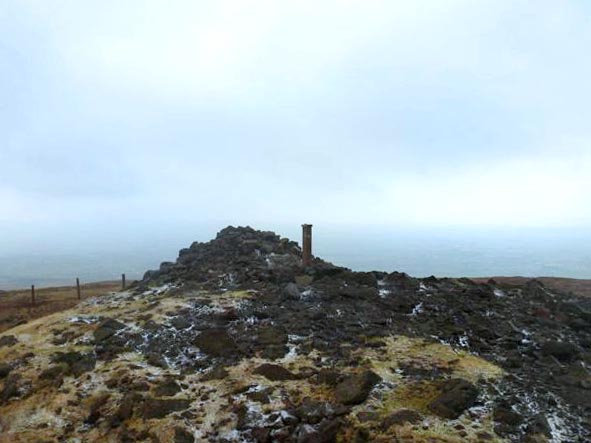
[94,319,126,343]
[174,427,195,443]
[141,398,191,419]
[85,392,110,424]
[294,419,340,443]
[0,374,20,403]
[0,363,11,379]
[153,379,181,397]
[254,364,298,381]
[51,352,96,377]
[428,379,479,419]
[334,371,381,405]
[194,329,238,357]
[541,341,579,362]
[382,409,422,429]
[493,407,524,426]
[170,316,192,330]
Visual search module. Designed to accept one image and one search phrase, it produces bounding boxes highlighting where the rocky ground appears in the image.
[0,226,589,443]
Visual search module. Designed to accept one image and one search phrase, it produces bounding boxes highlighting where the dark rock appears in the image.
[146,352,168,368]
[295,399,337,424]
[0,363,11,379]
[0,374,20,403]
[0,335,18,348]
[51,352,96,377]
[381,409,422,428]
[85,392,110,424]
[254,364,298,381]
[493,407,523,426]
[201,365,229,381]
[115,392,143,423]
[428,379,479,419]
[94,319,126,343]
[251,427,271,443]
[170,317,192,330]
[153,379,181,397]
[541,341,579,362]
[141,398,191,419]
[284,283,301,299]
[174,427,195,443]
[527,413,552,437]
[246,388,271,404]
[316,369,341,386]
[257,325,288,346]
[194,329,238,357]
[294,419,340,443]
[39,364,67,380]
[334,371,381,405]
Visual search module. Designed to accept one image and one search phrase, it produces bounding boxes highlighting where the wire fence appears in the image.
[0,274,127,308]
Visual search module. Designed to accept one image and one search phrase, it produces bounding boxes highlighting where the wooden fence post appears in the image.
[76,278,81,300]
[122,273,126,290]
[31,285,36,307]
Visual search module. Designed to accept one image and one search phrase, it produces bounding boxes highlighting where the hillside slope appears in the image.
[0,226,589,443]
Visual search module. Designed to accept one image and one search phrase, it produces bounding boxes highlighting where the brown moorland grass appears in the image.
[0,281,122,333]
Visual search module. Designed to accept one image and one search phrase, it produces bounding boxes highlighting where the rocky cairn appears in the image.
[0,226,590,443]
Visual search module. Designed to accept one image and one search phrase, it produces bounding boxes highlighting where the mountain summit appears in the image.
[0,226,589,442]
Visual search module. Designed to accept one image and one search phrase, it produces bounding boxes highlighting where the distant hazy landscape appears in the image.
[1,225,589,290]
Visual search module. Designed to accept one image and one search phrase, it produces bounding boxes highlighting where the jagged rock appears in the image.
[334,371,381,405]
[428,379,479,419]
[254,364,298,381]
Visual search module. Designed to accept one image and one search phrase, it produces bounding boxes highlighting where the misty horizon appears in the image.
[1,223,589,290]
[2,1,591,288]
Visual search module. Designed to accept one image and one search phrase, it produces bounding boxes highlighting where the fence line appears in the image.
[12,274,129,308]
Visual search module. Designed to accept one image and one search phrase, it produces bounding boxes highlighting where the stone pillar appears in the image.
[302,224,313,267]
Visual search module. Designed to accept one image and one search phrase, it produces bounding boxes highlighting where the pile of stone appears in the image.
[142,226,338,290]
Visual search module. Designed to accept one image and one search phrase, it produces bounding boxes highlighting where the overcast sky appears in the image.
[2,0,591,247]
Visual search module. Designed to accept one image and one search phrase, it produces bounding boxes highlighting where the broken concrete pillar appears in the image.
[302,224,313,266]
